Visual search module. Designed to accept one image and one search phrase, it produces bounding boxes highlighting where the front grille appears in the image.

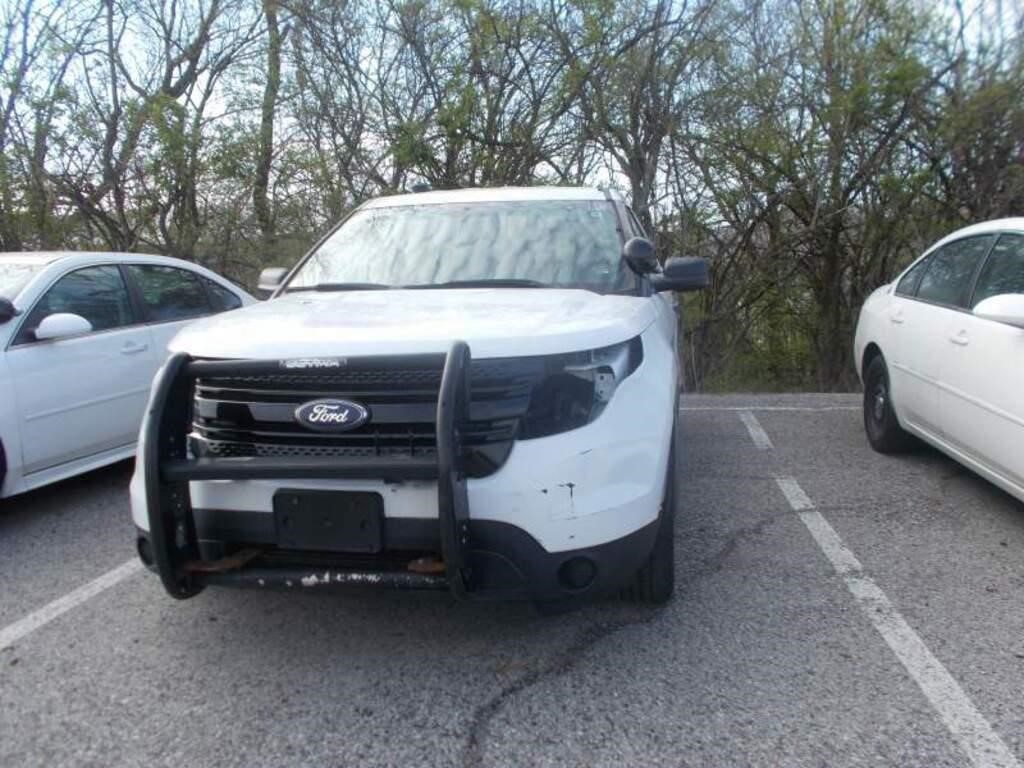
[189,357,546,477]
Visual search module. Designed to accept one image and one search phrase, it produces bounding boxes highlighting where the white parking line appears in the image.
[776,477,863,575]
[0,558,142,650]
[738,410,774,450]
[737,413,1020,767]
[774,477,1021,768]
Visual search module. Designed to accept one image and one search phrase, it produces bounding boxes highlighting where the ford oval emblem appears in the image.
[294,399,370,432]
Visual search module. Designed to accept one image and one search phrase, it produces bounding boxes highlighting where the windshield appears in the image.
[0,260,45,300]
[285,200,633,293]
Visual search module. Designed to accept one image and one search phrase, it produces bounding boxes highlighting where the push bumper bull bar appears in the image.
[142,343,474,599]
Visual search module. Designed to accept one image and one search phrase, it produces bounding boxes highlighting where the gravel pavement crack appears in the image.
[460,512,784,767]
[461,609,661,768]
[687,511,790,578]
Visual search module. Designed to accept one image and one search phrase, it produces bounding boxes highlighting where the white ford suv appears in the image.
[130,187,707,608]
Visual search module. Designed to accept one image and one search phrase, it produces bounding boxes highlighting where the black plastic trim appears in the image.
[143,343,478,599]
[437,340,472,596]
[187,355,447,377]
[177,518,659,602]
[200,567,448,591]
[141,342,658,603]
[143,352,203,598]
[162,456,439,482]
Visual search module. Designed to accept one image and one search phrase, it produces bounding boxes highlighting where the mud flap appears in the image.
[437,341,473,598]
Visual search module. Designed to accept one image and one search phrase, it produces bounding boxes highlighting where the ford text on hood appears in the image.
[130,186,708,610]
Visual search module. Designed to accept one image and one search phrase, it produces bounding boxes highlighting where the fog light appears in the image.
[137,536,154,566]
[558,557,596,591]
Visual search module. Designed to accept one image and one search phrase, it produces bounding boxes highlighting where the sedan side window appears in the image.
[915,235,995,308]
[128,265,212,323]
[201,277,243,312]
[16,265,134,344]
[971,234,1024,307]
[895,258,929,297]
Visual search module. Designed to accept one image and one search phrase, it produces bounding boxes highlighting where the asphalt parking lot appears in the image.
[2,393,1023,768]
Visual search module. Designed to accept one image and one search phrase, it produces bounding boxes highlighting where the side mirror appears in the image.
[973,293,1024,329]
[651,257,709,293]
[257,267,289,295]
[34,313,93,341]
[0,297,15,324]
[623,237,659,274]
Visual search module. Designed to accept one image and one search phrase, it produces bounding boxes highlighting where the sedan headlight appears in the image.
[518,337,643,439]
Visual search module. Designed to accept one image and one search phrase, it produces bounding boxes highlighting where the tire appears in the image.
[863,355,915,454]
[623,431,676,605]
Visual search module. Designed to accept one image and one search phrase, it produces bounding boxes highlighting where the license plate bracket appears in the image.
[273,490,384,553]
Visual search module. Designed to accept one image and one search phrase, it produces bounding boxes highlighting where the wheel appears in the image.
[623,430,676,604]
[863,355,915,454]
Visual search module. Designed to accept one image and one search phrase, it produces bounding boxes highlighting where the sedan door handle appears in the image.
[120,341,149,355]
[889,311,904,325]
[949,331,969,347]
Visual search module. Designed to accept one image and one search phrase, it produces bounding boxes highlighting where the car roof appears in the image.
[0,251,229,273]
[0,250,250,301]
[890,217,1024,284]
[0,252,68,265]
[362,186,620,209]
[934,218,1024,247]
[0,250,191,264]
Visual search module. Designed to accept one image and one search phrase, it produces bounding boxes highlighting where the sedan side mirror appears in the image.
[258,267,289,295]
[34,313,93,341]
[973,293,1024,329]
[651,257,709,293]
[623,237,659,274]
[0,297,16,324]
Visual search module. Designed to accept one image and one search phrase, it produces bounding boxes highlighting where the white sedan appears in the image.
[854,218,1024,503]
[0,252,254,498]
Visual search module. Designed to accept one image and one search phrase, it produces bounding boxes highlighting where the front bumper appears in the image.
[133,337,672,601]
[135,516,658,601]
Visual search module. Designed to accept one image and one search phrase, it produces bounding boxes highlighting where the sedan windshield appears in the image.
[286,200,633,293]
[0,260,45,300]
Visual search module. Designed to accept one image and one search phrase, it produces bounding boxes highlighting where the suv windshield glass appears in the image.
[286,200,633,293]
[0,260,46,300]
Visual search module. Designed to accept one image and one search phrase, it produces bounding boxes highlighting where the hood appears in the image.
[170,288,655,359]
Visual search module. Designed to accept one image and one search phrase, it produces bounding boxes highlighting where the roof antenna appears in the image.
[410,182,432,193]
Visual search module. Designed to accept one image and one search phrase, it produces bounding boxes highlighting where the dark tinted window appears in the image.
[18,265,133,342]
[128,265,211,322]
[915,236,994,308]
[202,277,242,311]
[895,258,929,296]
[972,234,1024,307]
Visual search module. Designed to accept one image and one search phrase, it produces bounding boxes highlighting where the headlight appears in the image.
[518,337,643,439]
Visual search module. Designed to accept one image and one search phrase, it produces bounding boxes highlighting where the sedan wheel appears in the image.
[863,355,915,454]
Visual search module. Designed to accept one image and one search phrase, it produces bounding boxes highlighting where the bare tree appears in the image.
[253,0,286,257]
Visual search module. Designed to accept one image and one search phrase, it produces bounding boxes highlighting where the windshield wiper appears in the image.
[403,279,549,289]
[286,282,393,293]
